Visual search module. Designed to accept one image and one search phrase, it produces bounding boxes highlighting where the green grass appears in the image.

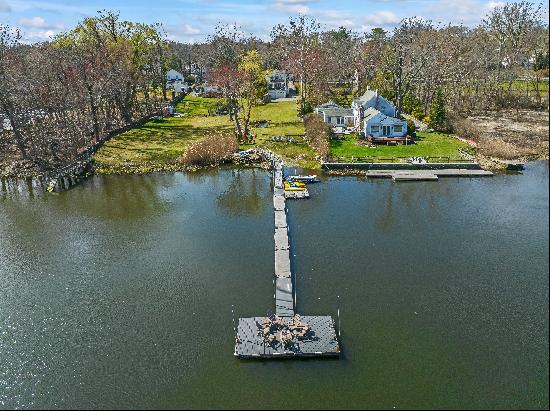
[94,95,318,173]
[329,132,472,162]
[503,79,549,93]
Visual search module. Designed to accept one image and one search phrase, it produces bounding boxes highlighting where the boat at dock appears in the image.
[286,175,319,183]
[284,181,307,191]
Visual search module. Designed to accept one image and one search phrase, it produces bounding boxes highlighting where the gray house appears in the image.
[314,101,354,127]
[352,87,396,128]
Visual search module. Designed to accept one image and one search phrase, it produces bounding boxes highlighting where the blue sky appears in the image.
[1,0,548,43]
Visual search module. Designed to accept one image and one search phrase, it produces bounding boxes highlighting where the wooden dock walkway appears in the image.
[234,151,340,359]
[365,169,494,181]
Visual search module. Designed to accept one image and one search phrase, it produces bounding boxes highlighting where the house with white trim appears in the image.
[352,87,396,128]
[314,101,354,127]
[362,107,409,142]
[166,69,184,81]
[267,70,289,100]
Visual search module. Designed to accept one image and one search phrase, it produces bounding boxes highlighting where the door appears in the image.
[382,125,391,136]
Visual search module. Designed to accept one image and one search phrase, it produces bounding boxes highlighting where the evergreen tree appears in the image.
[428,89,446,131]
[403,92,424,120]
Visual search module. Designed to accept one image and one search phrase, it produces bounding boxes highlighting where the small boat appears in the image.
[284,181,306,191]
[286,175,319,183]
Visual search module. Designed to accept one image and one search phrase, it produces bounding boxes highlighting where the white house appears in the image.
[267,70,289,100]
[167,80,188,93]
[362,107,408,142]
[315,102,354,127]
[352,87,396,128]
[166,69,184,81]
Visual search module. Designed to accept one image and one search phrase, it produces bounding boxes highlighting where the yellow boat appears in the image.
[284,181,306,191]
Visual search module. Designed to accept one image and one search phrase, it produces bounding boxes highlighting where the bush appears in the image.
[406,119,416,136]
[179,132,238,166]
[298,100,314,116]
[303,113,331,160]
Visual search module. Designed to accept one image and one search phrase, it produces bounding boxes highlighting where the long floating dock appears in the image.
[365,169,494,181]
[234,151,340,359]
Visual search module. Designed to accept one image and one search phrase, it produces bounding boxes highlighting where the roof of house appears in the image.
[316,101,341,109]
[353,90,378,106]
[320,106,354,117]
[316,101,353,117]
[363,107,406,124]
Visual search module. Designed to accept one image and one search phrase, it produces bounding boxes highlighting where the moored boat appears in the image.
[286,175,319,183]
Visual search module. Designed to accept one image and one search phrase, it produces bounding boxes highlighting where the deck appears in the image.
[235,316,340,358]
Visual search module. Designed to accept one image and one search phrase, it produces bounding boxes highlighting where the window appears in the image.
[394,125,403,133]
[337,117,344,125]
[327,117,332,123]
[371,125,379,133]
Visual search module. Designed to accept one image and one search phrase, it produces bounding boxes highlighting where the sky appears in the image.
[0,0,548,43]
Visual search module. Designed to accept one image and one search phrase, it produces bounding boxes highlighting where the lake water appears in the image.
[1,162,548,409]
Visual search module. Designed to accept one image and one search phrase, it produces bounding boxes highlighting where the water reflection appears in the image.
[217,168,268,217]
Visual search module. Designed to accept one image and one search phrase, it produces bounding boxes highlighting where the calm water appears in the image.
[1,163,548,409]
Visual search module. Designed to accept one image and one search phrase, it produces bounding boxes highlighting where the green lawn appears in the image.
[94,95,317,173]
[504,79,549,93]
[329,132,473,162]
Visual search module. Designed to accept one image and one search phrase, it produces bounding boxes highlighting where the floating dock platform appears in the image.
[234,316,340,358]
[234,153,340,359]
[365,169,494,181]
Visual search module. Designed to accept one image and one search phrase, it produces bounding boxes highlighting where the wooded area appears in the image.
[1,2,548,176]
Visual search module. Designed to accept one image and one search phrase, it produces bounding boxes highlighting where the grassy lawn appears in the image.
[504,79,549,93]
[329,132,473,162]
[94,95,317,173]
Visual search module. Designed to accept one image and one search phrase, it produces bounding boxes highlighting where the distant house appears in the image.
[166,69,188,93]
[352,87,396,128]
[314,101,354,127]
[166,69,184,81]
[362,107,409,143]
[168,80,189,93]
[267,70,289,100]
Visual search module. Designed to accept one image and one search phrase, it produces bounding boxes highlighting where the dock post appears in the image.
[231,305,237,339]
[337,295,341,338]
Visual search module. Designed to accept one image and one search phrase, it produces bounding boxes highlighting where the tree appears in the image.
[483,1,544,86]
[380,18,433,117]
[428,89,446,131]
[238,50,267,141]
[271,16,321,111]
[0,25,27,159]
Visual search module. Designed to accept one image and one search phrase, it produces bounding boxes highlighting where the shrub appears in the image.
[303,113,331,160]
[406,119,416,136]
[403,92,425,120]
[179,132,238,166]
[298,100,314,116]
[428,89,447,131]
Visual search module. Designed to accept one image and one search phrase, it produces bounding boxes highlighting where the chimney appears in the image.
[367,85,370,91]
[376,89,378,97]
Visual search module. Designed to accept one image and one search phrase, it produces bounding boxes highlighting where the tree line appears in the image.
[1,2,548,174]
[1,11,169,173]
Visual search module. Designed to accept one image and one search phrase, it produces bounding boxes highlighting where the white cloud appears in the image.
[0,0,11,12]
[164,22,203,42]
[181,24,201,35]
[271,0,316,15]
[363,10,400,26]
[20,29,59,43]
[18,16,63,30]
[422,0,504,25]
[487,1,505,10]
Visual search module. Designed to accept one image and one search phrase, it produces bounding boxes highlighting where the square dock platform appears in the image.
[234,316,340,358]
